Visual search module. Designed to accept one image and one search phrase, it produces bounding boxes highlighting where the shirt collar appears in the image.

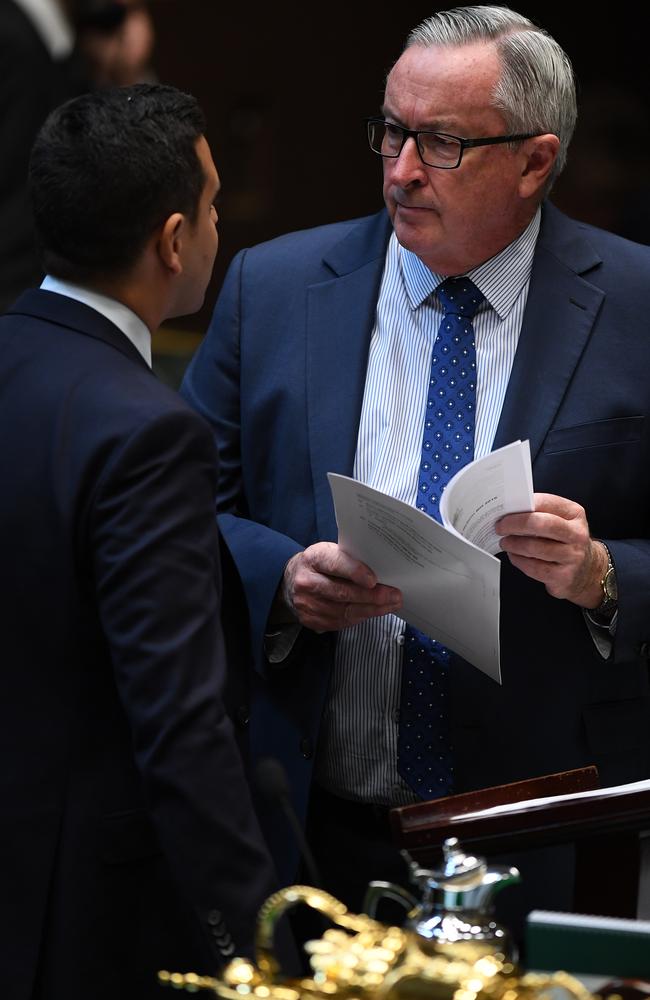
[41,275,152,367]
[12,0,75,60]
[398,207,541,320]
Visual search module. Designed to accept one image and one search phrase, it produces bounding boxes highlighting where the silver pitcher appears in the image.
[363,836,521,960]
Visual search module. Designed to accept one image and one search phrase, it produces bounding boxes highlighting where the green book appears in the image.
[526,910,650,978]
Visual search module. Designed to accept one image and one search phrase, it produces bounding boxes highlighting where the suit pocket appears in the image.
[543,415,644,455]
[98,808,161,865]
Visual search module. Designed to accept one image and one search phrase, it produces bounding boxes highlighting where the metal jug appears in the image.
[363,836,520,960]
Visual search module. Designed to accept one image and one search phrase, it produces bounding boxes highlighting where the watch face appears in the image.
[604,565,618,601]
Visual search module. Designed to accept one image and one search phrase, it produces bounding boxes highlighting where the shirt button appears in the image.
[396,634,405,647]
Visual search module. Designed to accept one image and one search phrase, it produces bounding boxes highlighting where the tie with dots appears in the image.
[397,276,484,798]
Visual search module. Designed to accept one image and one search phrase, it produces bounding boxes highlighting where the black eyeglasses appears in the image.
[366,118,542,170]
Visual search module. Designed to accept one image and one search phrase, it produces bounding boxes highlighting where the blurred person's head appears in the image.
[30,83,220,324]
[72,0,155,86]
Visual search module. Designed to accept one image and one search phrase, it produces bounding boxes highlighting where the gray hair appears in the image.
[405,6,577,189]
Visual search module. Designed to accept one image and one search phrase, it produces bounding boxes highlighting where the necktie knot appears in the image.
[436,276,484,320]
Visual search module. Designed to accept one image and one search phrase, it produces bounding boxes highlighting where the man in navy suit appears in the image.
[0,84,282,999]
[180,6,650,931]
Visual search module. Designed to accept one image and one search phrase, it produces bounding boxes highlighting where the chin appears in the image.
[393,223,432,259]
[173,291,206,319]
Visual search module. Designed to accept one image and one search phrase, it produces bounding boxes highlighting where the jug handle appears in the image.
[362,881,418,920]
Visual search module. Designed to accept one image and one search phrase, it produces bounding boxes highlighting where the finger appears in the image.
[497,493,586,539]
[303,542,379,588]
[498,510,588,544]
[294,566,400,607]
[505,551,587,599]
[297,595,402,633]
[533,493,585,518]
[499,534,573,563]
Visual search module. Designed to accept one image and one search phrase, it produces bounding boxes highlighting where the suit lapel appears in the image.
[8,289,151,370]
[306,212,391,540]
[493,205,604,463]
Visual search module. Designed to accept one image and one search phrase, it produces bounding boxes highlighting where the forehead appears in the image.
[384,42,502,125]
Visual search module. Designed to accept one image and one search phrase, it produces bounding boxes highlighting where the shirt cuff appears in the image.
[264,623,302,664]
[583,607,618,659]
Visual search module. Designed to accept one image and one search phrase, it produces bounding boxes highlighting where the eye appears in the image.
[384,123,404,149]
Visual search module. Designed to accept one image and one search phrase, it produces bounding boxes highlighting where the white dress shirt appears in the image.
[315,211,542,805]
[41,275,152,367]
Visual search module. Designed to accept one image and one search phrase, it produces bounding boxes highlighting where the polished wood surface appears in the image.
[389,766,601,850]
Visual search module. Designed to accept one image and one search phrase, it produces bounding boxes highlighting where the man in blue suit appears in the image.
[0,84,282,999]
[180,6,650,929]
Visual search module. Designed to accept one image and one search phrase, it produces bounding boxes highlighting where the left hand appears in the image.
[496,492,608,608]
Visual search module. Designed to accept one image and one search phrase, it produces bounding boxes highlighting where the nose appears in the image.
[387,135,427,186]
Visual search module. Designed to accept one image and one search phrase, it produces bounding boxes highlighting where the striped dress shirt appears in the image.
[315,209,541,805]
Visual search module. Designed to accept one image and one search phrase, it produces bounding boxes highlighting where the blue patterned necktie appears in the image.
[397,276,484,798]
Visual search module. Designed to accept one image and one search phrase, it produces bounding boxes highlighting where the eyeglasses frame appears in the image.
[365,117,543,170]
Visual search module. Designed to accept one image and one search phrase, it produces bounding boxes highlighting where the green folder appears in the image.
[526,910,650,978]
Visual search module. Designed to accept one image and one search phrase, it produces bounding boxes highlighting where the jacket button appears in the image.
[235,705,250,727]
[207,909,222,926]
[300,737,313,759]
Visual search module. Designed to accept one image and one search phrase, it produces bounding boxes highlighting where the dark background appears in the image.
[147,2,650,376]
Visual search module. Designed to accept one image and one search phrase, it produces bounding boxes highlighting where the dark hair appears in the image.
[29,83,206,282]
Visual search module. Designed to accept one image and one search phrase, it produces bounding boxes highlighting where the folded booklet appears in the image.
[327,439,534,683]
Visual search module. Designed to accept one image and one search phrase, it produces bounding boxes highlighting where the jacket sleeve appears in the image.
[180,251,304,673]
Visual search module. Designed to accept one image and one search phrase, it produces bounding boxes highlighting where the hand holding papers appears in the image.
[327,440,534,684]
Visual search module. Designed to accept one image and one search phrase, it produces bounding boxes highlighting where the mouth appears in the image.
[395,201,434,214]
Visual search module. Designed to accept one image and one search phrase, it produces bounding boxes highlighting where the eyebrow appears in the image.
[380,104,458,132]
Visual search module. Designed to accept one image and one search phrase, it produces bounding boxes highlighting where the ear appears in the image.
[518,134,561,198]
[157,212,186,275]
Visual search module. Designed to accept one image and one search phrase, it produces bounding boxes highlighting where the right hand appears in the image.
[281,542,402,633]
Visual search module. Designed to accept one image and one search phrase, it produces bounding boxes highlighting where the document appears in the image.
[327,439,534,684]
[461,776,650,819]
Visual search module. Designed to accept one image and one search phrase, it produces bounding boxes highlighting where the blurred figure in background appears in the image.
[0,0,155,311]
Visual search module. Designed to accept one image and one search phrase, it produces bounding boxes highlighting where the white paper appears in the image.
[439,439,534,555]
[328,440,535,685]
[460,777,650,820]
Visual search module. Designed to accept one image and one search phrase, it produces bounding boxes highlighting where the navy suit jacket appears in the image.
[181,203,650,886]
[0,291,279,1000]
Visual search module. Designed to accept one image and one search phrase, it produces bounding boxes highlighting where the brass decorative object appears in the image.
[158,879,598,1000]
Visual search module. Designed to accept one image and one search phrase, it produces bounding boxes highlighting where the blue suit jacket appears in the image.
[0,290,280,1000]
[181,204,650,886]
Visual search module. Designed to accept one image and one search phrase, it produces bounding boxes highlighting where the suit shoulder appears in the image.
[1,310,212,442]
[575,219,650,262]
[237,211,387,272]
[544,202,650,267]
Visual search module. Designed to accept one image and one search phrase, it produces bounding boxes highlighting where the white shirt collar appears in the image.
[41,275,152,367]
[399,207,542,320]
[12,0,75,60]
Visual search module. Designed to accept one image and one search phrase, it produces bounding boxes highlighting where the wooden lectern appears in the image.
[389,766,650,919]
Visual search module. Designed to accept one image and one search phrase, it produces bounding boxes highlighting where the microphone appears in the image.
[256,756,322,889]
